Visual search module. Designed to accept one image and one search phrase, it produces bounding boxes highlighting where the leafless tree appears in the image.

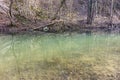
[8,0,14,26]
[87,0,96,24]
[52,0,67,20]
[110,0,114,27]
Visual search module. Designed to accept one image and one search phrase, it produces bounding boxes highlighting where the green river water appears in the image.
[0,33,120,80]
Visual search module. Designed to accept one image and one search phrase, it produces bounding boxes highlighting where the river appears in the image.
[0,33,120,80]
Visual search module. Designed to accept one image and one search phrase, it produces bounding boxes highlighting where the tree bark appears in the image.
[110,0,114,27]
[95,0,98,17]
[87,0,95,24]
[52,0,67,20]
[9,0,14,26]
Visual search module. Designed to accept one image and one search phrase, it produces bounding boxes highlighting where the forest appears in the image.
[0,0,119,33]
[0,0,120,80]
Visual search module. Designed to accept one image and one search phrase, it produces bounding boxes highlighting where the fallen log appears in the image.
[33,20,65,31]
[33,22,55,31]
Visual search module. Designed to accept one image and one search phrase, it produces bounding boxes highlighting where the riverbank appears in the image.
[0,13,120,35]
[0,22,120,35]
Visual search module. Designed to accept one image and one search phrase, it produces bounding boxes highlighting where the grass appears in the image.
[0,33,120,80]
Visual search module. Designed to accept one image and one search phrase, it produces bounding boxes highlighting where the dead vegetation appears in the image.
[0,0,120,33]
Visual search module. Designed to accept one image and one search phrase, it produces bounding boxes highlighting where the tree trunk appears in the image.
[9,0,14,26]
[52,0,67,20]
[87,0,95,24]
[95,0,98,17]
[110,0,114,27]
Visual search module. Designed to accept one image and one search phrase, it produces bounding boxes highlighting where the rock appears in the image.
[43,26,49,32]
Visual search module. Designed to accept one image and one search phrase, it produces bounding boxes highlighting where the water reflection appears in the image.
[0,33,120,80]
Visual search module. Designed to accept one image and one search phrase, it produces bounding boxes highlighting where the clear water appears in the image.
[0,33,120,80]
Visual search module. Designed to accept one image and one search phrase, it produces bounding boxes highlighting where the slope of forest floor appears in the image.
[0,13,120,34]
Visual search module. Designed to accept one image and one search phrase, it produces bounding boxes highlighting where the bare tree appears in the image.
[8,0,14,26]
[110,0,114,27]
[52,0,67,20]
[0,0,14,26]
[95,0,98,17]
[87,0,95,24]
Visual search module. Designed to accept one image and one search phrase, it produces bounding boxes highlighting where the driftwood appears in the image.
[33,21,57,31]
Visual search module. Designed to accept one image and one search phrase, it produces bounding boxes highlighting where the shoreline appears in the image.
[0,24,120,35]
